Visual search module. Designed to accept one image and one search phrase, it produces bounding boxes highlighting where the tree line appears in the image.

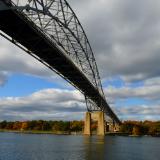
[0,120,83,132]
[0,120,160,135]
[120,121,160,136]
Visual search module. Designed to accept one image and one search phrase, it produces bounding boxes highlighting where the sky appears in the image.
[0,0,160,121]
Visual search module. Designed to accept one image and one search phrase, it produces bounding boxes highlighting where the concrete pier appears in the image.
[84,112,91,135]
[97,111,105,136]
[84,111,105,136]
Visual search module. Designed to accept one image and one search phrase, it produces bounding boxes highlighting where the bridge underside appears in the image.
[0,1,121,124]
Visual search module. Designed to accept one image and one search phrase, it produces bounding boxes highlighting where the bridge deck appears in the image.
[0,2,120,124]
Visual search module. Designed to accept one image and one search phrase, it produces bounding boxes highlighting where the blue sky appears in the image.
[0,74,66,97]
[0,0,160,121]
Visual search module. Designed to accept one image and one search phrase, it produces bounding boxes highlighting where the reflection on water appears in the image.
[0,132,160,160]
[84,136,105,160]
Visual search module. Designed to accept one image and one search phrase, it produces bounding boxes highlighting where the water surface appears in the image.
[0,132,159,160]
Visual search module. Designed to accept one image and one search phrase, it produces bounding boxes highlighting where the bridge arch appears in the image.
[0,0,120,124]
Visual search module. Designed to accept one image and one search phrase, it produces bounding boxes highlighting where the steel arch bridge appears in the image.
[0,0,120,124]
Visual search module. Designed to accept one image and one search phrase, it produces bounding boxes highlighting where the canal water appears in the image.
[0,132,159,160]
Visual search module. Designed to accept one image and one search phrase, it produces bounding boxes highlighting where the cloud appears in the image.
[103,80,160,120]
[0,88,85,121]
[0,86,159,121]
[1,0,160,121]
[0,37,50,76]
[68,0,160,121]
[68,0,160,82]
[114,105,160,121]
[0,36,73,88]
[1,0,160,83]
[105,84,160,101]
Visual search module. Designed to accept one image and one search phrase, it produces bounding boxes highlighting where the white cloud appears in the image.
[0,86,159,121]
[0,37,50,76]
[114,105,160,121]
[68,0,160,82]
[0,36,73,88]
[0,88,85,121]
[1,0,160,121]
[105,80,160,101]
[1,0,160,83]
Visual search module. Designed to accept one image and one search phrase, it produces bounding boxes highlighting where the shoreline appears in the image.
[0,130,160,137]
[0,129,82,135]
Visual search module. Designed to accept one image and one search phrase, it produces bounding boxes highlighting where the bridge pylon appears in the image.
[84,112,91,135]
[84,111,105,136]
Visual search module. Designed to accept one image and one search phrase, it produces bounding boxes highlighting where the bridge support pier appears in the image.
[84,111,105,136]
[97,111,105,136]
[84,112,91,135]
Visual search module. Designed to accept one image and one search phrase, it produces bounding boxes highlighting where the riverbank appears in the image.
[0,130,159,137]
[106,132,160,137]
[0,129,83,135]
[0,130,126,136]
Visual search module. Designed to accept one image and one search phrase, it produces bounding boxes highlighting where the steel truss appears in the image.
[1,0,108,113]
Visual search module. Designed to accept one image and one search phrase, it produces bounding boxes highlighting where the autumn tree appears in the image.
[70,121,83,131]
[21,122,28,131]
[12,121,22,130]
[132,126,141,135]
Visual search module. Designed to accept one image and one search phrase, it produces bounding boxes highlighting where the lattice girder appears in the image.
[5,0,104,99]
